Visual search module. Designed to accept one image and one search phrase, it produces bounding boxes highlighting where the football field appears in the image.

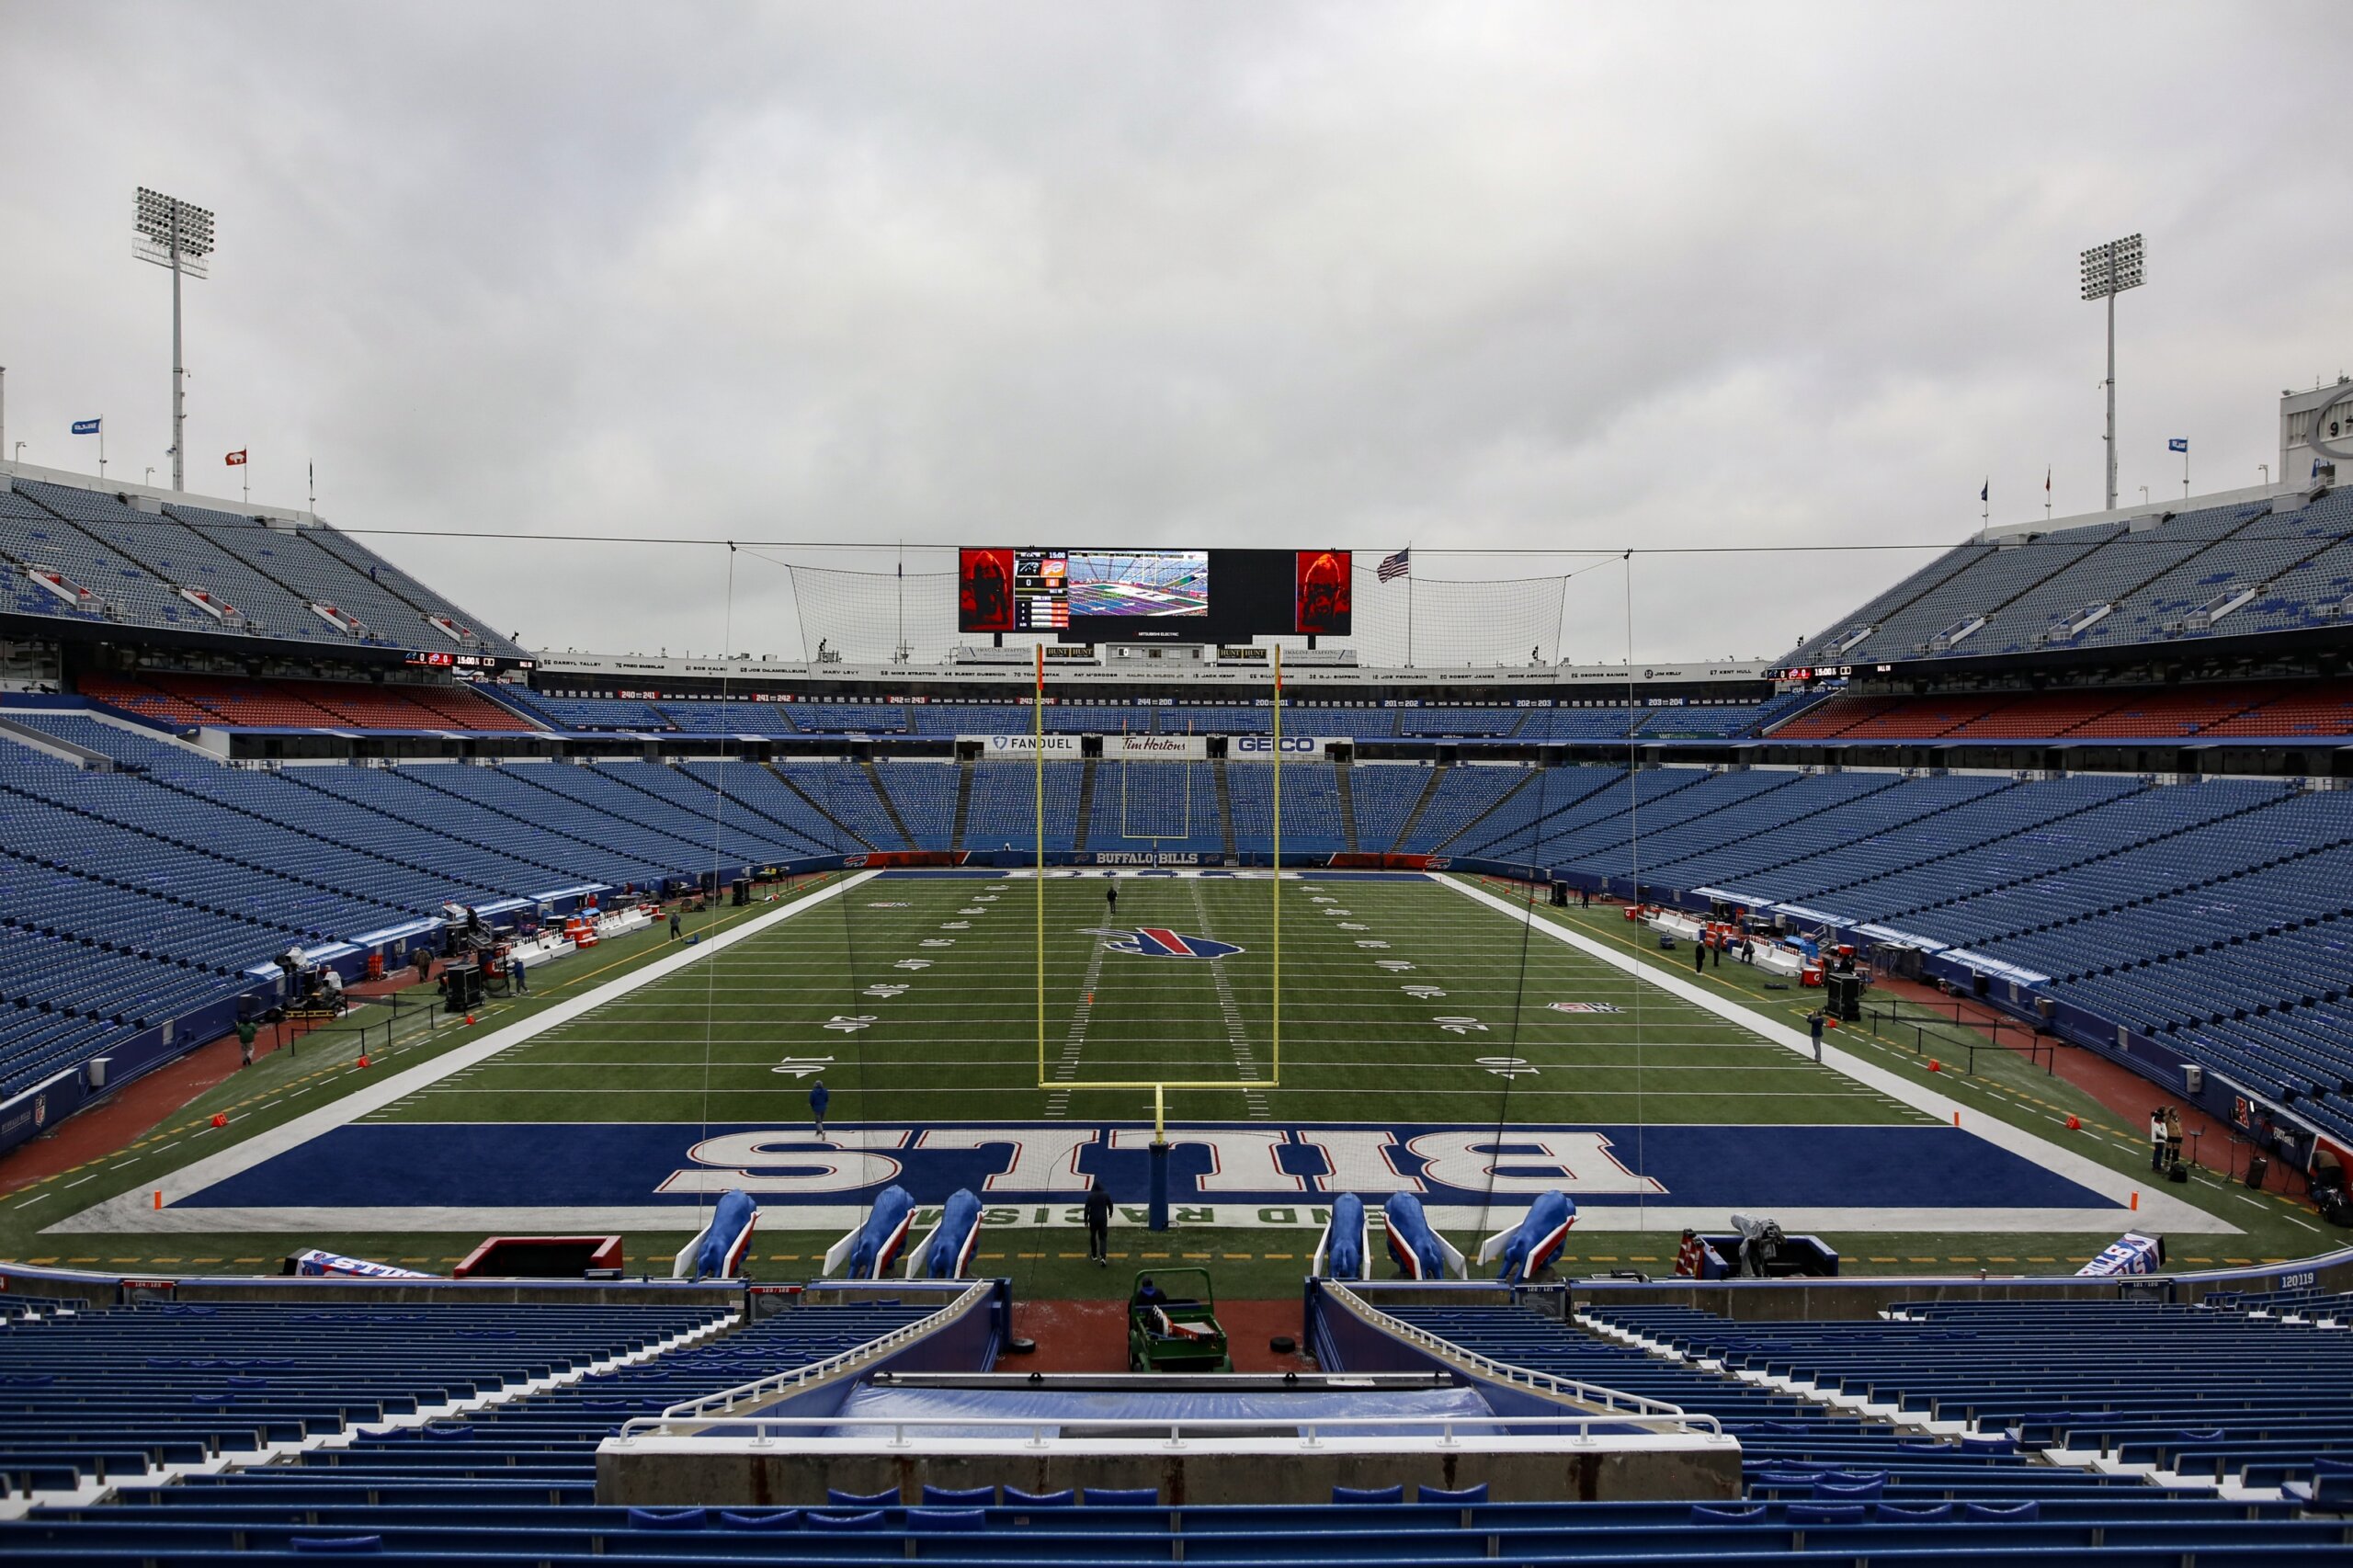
[373,871,1907,1129]
[17,868,2307,1294]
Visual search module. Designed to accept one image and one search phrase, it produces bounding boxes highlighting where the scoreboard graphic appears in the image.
[961,547,1348,642]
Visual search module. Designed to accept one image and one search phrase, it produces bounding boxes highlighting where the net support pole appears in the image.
[1035,642,1045,1089]
[1271,643,1280,1086]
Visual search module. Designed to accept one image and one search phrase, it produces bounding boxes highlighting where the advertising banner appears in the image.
[976,733,1085,756]
[1106,734,1208,760]
[1229,733,1333,760]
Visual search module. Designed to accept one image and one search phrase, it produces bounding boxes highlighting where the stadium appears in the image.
[5,8,2353,1562]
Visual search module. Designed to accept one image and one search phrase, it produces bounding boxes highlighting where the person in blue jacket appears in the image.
[810,1078,829,1138]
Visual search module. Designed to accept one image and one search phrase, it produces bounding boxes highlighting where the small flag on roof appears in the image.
[1377,548,1411,583]
[72,417,101,435]
[225,449,247,466]
[2168,437,2188,453]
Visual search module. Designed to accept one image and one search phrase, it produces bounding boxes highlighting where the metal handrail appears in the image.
[1321,1282,1713,1429]
[637,1281,991,1428]
[611,1410,1727,1448]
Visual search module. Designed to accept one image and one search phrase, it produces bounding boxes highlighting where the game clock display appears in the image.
[960,547,1348,641]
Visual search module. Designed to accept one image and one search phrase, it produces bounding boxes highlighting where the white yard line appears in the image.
[1193,877,1270,1118]
[1440,875,2236,1236]
[46,871,880,1236]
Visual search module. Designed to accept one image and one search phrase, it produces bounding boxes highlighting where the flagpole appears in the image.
[1405,544,1415,669]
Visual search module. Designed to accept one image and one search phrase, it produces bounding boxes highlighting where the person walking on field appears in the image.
[810,1079,830,1139]
[669,908,683,941]
[1084,1179,1113,1267]
[2149,1108,2168,1173]
[237,1016,258,1069]
[1693,937,1706,975]
[508,954,527,994]
[2165,1107,2186,1172]
[1807,1009,1825,1062]
[1106,880,1119,919]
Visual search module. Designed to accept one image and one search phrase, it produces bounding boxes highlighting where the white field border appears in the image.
[46,869,2234,1238]
[46,871,881,1236]
[1439,875,2234,1236]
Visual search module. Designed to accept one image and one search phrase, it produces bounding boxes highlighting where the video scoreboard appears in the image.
[961,547,1349,642]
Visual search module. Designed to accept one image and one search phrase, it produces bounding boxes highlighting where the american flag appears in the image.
[1377,548,1411,583]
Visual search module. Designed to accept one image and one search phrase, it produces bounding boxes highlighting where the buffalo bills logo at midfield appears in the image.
[1104,927,1244,960]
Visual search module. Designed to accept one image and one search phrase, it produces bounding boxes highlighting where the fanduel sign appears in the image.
[978,733,1084,756]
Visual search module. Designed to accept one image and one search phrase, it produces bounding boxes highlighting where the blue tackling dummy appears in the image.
[291,1247,436,1279]
[672,1188,758,1280]
[908,1188,985,1279]
[1476,1191,1576,1284]
[1311,1192,1374,1280]
[2076,1232,2165,1277]
[823,1185,916,1279]
[1382,1192,1466,1280]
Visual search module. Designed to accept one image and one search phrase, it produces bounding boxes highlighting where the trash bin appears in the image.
[2245,1154,2270,1190]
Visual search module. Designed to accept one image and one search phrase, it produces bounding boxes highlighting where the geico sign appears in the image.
[1232,735,1322,756]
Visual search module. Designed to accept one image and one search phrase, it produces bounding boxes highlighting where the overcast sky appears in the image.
[4,2,2347,666]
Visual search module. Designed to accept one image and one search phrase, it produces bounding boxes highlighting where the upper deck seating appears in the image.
[0,480,526,657]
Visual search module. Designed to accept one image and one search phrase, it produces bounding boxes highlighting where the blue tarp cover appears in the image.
[829,1382,1499,1438]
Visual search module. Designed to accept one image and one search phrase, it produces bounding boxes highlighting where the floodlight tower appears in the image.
[135,187,215,494]
[2079,233,2144,512]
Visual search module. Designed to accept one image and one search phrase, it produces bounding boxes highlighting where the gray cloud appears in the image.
[3,1,2346,665]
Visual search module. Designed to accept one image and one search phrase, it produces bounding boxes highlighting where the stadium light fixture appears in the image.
[2080,233,2144,512]
[134,187,216,494]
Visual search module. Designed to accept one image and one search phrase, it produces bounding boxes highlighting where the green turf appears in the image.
[0,870,2331,1295]
[375,873,1903,1129]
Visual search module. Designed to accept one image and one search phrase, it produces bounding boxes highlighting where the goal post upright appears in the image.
[1271,642,1280,1089]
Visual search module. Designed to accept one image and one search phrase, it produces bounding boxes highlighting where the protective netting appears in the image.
[1344,562,1570,667]
[784,564,961,665]
[748,548,1604,667]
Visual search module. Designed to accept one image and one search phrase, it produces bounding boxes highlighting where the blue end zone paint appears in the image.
[177,1120,2112,1213]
